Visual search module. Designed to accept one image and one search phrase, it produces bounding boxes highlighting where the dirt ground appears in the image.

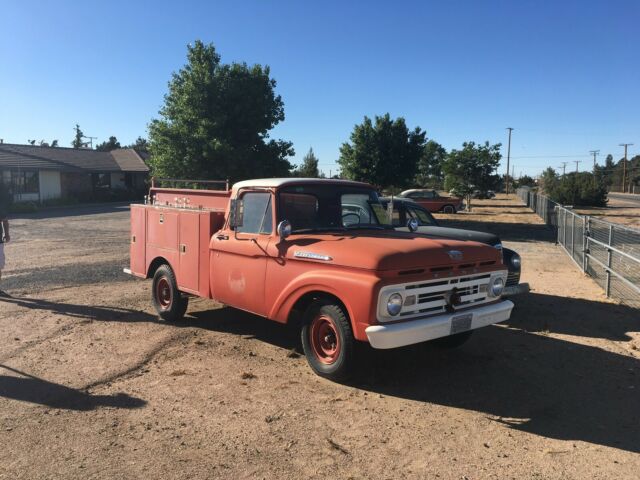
[575,192,640,229]
[1,196,639,480]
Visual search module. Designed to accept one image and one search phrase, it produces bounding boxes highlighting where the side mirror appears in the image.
[407,218,419,232]
[229,199,243,228]
[277,220,292,240]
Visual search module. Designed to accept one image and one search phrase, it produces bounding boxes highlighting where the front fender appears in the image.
[267,268,381,342]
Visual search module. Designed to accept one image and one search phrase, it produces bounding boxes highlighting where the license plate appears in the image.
[450,313,473,334]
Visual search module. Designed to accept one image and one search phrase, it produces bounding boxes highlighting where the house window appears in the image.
[92,173,111,189]
[11,170,39,194]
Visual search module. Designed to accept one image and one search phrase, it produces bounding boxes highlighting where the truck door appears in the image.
[210,191,274,316]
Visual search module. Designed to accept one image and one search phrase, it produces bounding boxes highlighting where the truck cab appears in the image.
[127,178,513,380]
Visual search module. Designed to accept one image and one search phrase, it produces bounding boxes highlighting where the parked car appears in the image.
[126,178,515,381]
[380,196,529,296]
[472,189,496,199]
[397,189,464,213]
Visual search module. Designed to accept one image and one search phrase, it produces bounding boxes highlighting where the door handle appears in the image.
[216,234,229,241]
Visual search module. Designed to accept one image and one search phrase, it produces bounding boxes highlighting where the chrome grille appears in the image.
[377,271,508,322]
[506,270,520,287]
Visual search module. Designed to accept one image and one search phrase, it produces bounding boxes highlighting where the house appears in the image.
[0,142,149,202]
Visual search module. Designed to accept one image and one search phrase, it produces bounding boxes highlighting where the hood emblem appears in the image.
[294,251,333,261]
[447,250,463,261]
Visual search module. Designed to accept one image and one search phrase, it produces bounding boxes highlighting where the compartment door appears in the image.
[130,205,146,276]
[178,211,200,292]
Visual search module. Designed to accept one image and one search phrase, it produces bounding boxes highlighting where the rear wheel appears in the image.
[433,330,473,348]
[152,265,188,322]
[442,204,456,214]
[301,300,354,381]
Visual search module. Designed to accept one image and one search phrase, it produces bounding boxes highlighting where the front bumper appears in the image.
[503,282,530,297]
[365,299,514,349]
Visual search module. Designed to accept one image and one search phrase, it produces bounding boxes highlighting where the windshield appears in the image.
[382,200,438,227]
[278,185,392,232]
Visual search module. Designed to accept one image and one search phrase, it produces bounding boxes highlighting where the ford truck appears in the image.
[126,178,513,380]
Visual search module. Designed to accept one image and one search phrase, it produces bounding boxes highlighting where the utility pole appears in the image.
[505,127,513,194]
[574,160,581,173]
[560,162,568,176]
[619,143,633,193]
[589,150,600,171]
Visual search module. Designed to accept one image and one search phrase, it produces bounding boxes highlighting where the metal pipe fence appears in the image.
[516,188,640,308]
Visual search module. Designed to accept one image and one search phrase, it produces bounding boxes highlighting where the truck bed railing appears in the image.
[151,177,230,191]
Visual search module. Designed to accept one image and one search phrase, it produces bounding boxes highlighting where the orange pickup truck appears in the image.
[126,178,513,380]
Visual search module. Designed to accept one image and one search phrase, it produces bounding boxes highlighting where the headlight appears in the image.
[488,277,504,297]
[510,254,521,269]
[387,293,403,316]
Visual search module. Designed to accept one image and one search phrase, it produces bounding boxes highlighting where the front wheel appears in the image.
[152,264,188,322]
[442,204,456,214]
[301,300,355,381]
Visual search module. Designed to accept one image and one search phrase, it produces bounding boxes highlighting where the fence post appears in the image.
[563,208,567,247]
[571,213,576,257]
[582,216,588,273]
[605,224,613,297]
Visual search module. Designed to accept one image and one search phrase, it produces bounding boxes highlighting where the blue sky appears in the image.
[1,0,638,177]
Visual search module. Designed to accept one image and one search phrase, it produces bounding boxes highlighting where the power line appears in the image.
[559,162,568,176]
[574,160,582,172]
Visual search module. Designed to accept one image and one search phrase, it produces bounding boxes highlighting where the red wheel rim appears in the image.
[156,277,172,309]
[310,314,341,365]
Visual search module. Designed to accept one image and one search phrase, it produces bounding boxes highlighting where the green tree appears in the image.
[127,136,150,154]
[414,140,447,188]
[443,141,501,210]
[96,136,121,152]
[148,40,293,181]
[51,139,59,147]
[295,147,320,177]
[515,174,536,188]
[338,114,426,189]
[549,172,607,207]
[540,167,558,195]
[71,124,85,148]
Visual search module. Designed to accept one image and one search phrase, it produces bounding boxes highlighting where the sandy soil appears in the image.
[0,198,638,479]
[575,193,640,229]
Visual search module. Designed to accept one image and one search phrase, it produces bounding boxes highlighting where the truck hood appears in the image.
[396,226,501,247]
[280,230,501,271]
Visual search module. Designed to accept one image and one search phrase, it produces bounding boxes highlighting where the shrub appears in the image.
[548,172,608,207]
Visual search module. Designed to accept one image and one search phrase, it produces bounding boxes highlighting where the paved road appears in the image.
[608,192,640,207]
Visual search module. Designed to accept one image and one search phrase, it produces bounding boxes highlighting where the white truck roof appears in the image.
[232,178,371,190]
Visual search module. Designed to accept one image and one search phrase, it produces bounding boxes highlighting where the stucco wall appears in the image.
[39,170,61,200]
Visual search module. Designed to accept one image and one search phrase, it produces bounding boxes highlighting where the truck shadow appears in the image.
[193,297,639,453]
[0,364,146,411]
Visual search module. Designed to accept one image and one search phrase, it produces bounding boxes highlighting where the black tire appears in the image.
[301,300,355,381]
[432,330,474,348]
[442,204,456,214]
[151,264,188,322]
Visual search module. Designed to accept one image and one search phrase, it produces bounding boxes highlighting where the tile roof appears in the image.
[0,144,149,173]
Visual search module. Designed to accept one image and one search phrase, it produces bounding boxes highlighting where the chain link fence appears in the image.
[517,188,640,308]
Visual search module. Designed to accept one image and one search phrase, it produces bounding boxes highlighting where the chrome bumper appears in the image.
[365,300,514,349]
[503,282,530,297]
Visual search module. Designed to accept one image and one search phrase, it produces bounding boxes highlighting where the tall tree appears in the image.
[71,124,85,148]
[51,139,59,147]
[127,136,150,154]
[443,141,501,210]
[295,147,320,177]
[148,40,293,181]
[540,167,559,195]
[414,140,447,188]
[96,136,122,152]
[338,114,426,190]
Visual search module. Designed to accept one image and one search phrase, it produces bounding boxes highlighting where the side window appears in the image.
[407,191,421,199]
[424,191,436,199]
[237,192,272,234]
